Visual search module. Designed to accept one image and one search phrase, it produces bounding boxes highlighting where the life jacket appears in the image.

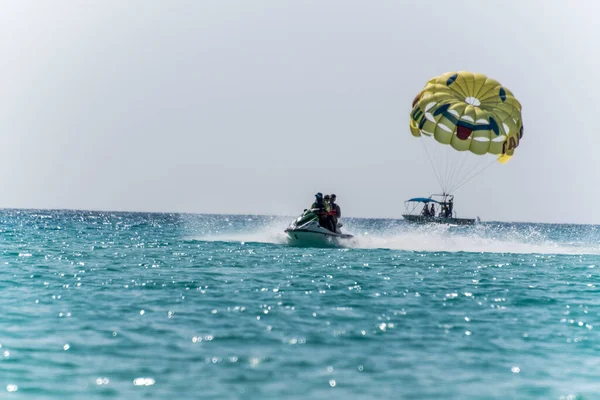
[311,200,330,213]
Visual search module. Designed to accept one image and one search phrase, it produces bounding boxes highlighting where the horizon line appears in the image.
[0,206,596,227]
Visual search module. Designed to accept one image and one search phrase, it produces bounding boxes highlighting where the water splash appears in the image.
[341,222,599,255]
[189,215,600,255]
[191,215,289,245]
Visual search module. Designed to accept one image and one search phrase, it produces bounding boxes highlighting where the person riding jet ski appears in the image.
[328,194,342,233]
[284,193,354,246]
[311,193,334,232]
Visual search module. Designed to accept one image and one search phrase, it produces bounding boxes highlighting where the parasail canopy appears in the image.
[409,71,524,193]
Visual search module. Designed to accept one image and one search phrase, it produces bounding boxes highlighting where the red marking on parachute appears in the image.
[456,125,473,140]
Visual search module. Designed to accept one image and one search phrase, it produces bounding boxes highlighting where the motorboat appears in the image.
[284,208,353,247]
[402,194,477,225]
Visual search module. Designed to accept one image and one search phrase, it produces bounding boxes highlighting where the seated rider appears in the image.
[440,204,448,218]
[329,194,341,232]
[311,193,334,232]
[421,204,430,217]
[324,194,335,232]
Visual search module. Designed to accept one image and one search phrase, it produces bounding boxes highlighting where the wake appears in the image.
[192,218,289,245]
[340,223,600,255]
[192,217,600,256]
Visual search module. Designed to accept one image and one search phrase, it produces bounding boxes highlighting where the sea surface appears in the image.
[1,209,600,399]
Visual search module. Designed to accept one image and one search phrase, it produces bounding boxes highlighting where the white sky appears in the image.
[0,0,598,223]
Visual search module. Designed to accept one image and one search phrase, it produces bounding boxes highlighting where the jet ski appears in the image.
[284,208,353,247]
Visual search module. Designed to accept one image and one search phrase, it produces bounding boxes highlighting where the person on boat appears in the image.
[447,199,453,218]
[440,203,448,218]
[430,204,435,217]
[421,204,430,217]
[311,193,334,231]
[311,192,329,213]
[330,194,341,232]
[324,194,335,232]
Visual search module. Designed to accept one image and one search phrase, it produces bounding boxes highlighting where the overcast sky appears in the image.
[0,0,598,223]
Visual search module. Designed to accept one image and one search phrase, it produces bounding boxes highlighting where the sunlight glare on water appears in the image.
[1,210,599,399]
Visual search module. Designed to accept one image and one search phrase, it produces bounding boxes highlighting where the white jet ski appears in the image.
[284,208,353,247]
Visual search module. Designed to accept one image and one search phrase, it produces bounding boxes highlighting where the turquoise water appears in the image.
[1,210,599,399]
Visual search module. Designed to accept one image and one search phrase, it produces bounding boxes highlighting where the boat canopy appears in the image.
[406,197,441,204]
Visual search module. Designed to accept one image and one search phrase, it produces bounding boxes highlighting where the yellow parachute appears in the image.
[410,71,523,164]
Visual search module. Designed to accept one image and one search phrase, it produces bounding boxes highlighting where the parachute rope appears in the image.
[447,151,469,193]
[443,147,451,193]
[420,136,495,195]
[420,139,444,192]
[447,151,478,193]
[448,156,497,194]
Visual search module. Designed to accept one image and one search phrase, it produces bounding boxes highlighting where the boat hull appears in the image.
[285,228,353,247]
[284,209,354,247]
[402,214,475,225]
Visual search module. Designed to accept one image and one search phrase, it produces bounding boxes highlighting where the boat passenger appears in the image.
[330,194,341,232]
[440,204,448,218]
[311,193,330,213]
[448,199,453,218]
[324,194,337,232]
[311,193,334,231]
[430,204,435,217]
[421,204,430,217]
